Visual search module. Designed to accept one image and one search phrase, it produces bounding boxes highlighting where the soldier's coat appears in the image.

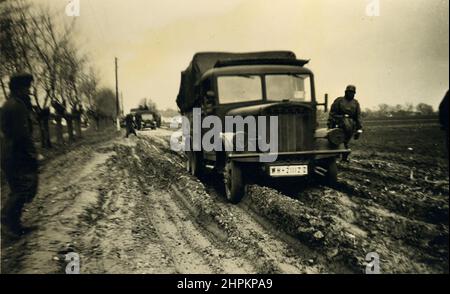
[1,95,37,171]
[328,96,363,141]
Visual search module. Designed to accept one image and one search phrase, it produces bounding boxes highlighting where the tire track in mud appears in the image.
[114,142,260,274]
[133,135,325,273]
[75,152,176,274]
[130,151,228,274]
[43,139,182,274]
[194,172,343,273]
[138,130,350,273]
[143,129,448,273]
[10,127,444,274]
[144,132,358,272]
[146,131,358,272]
[176,181,322,274]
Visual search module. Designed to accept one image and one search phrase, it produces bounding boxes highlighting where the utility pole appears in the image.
[115,57,120,131]
[120,92,124,116]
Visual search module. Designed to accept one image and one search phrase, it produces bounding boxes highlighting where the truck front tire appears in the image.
[325,158,338,185]
[224,160,245,204]
[315,157,338,185]
[186,151,204,177]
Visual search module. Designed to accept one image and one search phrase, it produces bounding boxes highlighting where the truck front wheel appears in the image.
[224,160,245,204]
[325,158,338,185]
[186,151,204,177]
[315,157,338,185]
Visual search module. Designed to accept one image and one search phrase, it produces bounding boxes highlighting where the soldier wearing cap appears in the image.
[1,73,39,236]
[328,85,363,162]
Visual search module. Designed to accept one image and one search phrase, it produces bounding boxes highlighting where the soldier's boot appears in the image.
[2,201,24,236]
[16,224,37,235]
[2,213,37,236]
[341,153,350,162]
[342,143,350,162]
[2,172,38,236]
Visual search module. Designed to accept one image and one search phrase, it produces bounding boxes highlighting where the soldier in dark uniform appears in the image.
[439,90,449,152]
[135,113,142,130]
[124,113,137,138]
[1,73,38,236]
[328,85,363,162]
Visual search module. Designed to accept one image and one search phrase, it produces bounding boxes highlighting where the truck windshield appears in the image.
[142,113,154,120]
[265,74,312,102]
[217,75,262,104]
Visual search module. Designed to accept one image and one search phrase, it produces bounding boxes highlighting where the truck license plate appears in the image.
[269,165,308,177]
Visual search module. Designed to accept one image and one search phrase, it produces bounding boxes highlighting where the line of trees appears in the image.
[317,102,437,121]
[0,0,117,149]
[363,103,435,118]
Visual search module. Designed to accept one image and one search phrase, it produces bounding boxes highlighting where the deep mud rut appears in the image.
[1,128,448,273]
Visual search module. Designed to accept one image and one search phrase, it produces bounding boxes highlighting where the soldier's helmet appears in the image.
[345,85,356,93]
[9,72,34,90]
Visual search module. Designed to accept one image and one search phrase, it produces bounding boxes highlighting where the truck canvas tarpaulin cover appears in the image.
[176,51,297,113]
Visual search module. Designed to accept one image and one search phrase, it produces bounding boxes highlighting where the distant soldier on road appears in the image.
[135,112,142,130]
[124,113,137,138]
[1,73,39,236]
[328,85,363,162]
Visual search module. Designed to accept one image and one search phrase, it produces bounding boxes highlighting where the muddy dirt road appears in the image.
[1,125,448,274]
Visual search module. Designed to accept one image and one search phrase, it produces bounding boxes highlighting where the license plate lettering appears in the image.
[269,165,308,176]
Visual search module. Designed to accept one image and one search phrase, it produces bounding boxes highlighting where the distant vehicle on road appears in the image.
[141,112,157,130]
[129,108,159,130]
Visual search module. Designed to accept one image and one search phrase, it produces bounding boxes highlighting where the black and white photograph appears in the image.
[0,0,448,282]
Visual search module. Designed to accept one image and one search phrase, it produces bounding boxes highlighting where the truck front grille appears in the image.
[260,105,314,153]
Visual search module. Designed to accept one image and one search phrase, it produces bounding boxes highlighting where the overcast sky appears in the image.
[40,0,449,112]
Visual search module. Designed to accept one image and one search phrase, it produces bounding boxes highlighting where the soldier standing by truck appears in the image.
[328,85,363,162]
[135,112,142,130]
[1,73,39,236]
[124,113,137,138]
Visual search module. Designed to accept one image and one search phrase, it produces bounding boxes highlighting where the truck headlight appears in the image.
[327,128,345,146]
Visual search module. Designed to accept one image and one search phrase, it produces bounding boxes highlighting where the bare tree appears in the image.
[58,41,87,140]
[0,0,79,146]
[138,97,158,112]
[0,0,53,146]
[80,68,99,109]
[80,68,100,130]
[416,103,434,116]
[405,103,414,113]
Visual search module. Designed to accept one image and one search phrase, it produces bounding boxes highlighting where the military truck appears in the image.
[140,111,157,130]
[130,108,158,130]
[176,51,350,203]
